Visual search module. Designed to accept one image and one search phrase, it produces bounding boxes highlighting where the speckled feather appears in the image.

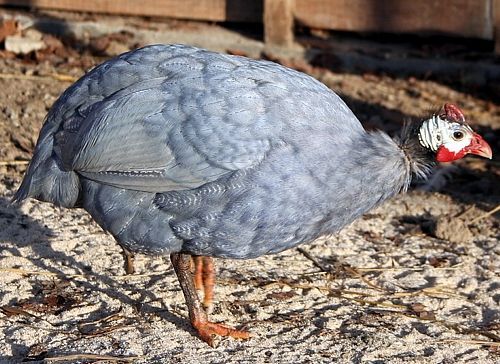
[14,44,414,259]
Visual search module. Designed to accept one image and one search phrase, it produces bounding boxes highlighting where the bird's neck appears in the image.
[396,121,436,180]
[329,126,434,209]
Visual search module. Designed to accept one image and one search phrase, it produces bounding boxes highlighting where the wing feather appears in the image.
[48,44,363,193]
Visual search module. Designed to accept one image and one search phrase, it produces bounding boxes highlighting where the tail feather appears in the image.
[12,132,80,208]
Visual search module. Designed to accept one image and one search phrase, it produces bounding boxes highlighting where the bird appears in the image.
[13,44,492,346]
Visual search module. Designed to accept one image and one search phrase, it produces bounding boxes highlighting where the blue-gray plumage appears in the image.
[13,44,492,344]
[13,44,409,257]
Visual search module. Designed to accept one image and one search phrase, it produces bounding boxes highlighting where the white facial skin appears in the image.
[418,115,473,154]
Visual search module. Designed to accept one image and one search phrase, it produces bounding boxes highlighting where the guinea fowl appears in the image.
[13,44,492,346]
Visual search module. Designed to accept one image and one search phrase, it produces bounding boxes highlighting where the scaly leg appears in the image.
[121,246,135,275]
[171,253,250,346]
[192,255,215,313]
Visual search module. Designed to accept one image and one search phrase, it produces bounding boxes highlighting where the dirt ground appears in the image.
[0,9,499,364]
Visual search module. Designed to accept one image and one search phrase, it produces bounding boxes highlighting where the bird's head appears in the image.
[418,104,492,162]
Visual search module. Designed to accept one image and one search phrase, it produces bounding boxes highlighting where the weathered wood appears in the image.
[0,0,496,48]
[495,0,500,53]
[264,0,294,47]
[294,0,493,39]
[0,0,262,22]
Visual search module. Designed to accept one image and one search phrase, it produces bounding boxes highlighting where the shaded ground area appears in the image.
[0,8,499,364]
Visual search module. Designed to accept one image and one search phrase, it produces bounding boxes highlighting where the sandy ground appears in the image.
[0,9,499,364]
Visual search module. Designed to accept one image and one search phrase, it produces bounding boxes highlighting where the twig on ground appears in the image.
[44,353,140,363]
[454,205,476,219]
[296,247,329,272]
[0,268,87,279]
[343,266,389,292]
[469,204,500,224]
[347,297,408,310]
[0,267,165,280]
[78,323,137,337]
[392,286,460,299]
[437,339,500,347]
[0,316,76,336]
[296,247,389,292]
[0,160,29,166]
[0,72,77,82]
[355,265,462,272]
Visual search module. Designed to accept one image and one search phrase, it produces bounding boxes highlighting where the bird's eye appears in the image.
[453,131,464,140]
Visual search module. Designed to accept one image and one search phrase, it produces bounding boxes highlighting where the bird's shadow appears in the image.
[0,196,189,361]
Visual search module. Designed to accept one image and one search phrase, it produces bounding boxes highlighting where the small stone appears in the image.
[410,303,426,312]
[432,216,473,244]
[5,35,45,54]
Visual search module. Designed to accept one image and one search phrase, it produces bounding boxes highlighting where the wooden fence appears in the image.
[1,0,499,51]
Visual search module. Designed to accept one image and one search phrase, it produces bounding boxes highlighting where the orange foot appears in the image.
[193,320,251,347]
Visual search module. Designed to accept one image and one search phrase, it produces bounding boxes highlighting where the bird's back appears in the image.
[14,44,376,258]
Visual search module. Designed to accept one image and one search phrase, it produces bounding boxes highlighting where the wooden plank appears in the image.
[294,0,493,39]
[264,0,294,46]
[495,0,500,53]
[0,0,262,23]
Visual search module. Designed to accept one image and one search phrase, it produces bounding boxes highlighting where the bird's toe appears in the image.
[193,321,251,347]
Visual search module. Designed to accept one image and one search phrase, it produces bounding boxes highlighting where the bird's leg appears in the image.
[192,255,204,290]
[121,246,135,275]
[192,255,215,313]
[171,253,250,346]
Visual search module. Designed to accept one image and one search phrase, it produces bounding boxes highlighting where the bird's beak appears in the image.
[467,133,492,159]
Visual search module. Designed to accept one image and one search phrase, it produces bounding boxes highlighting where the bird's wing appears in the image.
[54,67,282,192]
[50,44,363,192]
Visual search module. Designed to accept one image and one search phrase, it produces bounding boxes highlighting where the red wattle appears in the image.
[436,146,466,162]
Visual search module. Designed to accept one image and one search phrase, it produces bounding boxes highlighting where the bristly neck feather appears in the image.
[396,120,436,181]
